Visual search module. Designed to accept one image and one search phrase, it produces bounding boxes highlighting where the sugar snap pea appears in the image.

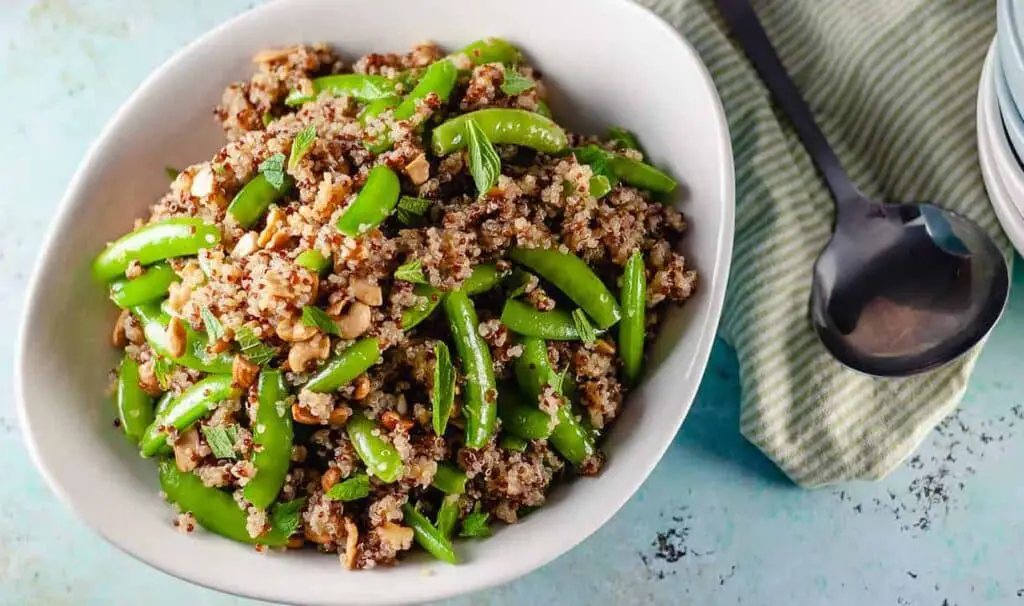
[500,299,580,340]
[243,369,293,509]
[497,385,553,440]
[400,264,504,330]
[431,462,467,495]
[358,96,400,125]
[109,262,177,308]
[140,374,240,457]
[347,413,403,483]
[285,74,396,106]
[158,459,291,546]
[116,354,155,442]
[619,251,647,385]
[131,303,234,374]
[457,38,523,66]
[394,60,458,121]
[509,247,621,329]
[402,503,458,564]
[305,337,381,393]
[432,108,568,155]
[336,165,401,237]
[443,290,497,448]
[227,174,292,228]
[295,249,331,275]
[93,218,221,282]
[500,435,529,452]
[573,145,676,194]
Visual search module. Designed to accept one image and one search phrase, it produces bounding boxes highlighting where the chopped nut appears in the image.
[321,467,341,492]
[352,277,383,307]
[276,315,319,342]
[232,232,259,258]
[342,517,359,570]
[173,427,204,473]
[594,339,616,355]
[291,402,321,425]
[209,337,233,354]
[232,355,259,389]
[252,46,300,63]
[258,206,286,248]
[328,406,351,427]
[190,166,215,198]
[376,522,414,551]
[125,260,144,280]
[166,317,187,358]
[137,360,162,396]
[288,334,330,372]
[404,153,430,185]
[337,301,372,339]
[353,375,371,400]
[381,411,414,433]
[166,281,191,314]
[286,536,306,549]
[112,309,130,348]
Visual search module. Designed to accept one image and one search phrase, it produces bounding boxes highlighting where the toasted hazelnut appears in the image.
[353,375,371,400]
[252,46,300,63]
[291,402,321,425]
[352,277,383,307]
[375,523,414,551]
[288,334,330,372]
[258,206,286,248]
[190,166,215,198]
[286,536,306,549]
[328,406,351,427]
[232,355,260,389]
[321,467,341,492]
[173,427,204,473]
[276,315,319,342]
[112,309,130,348]
[166,281,191,314]
[232,232,259,258]
[137,361,162,397]
[337,302,372,339]
[404,153,430,185]
[342,517,359,570]
[594,339,616,355]
[166,317,187,358]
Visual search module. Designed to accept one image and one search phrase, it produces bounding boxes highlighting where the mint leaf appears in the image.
[288,125,317,172]
[459,511,491,538]
[165,166,179,181]
[572,309,597,345]
[395,260,428,284]
[607,126,641,151]
[396,196,432,226]
[432,341,456,436]
[201,425,237,459]
[153,356,174,390]
[199,306,225,346]
[270,497,307,538]
[500,67,535,96]
[324,474,370,501]
[301,305,340,336]
[465,118,501,197]
[258,153,287,190]
[436,494,460,538]
[234,326,278,367]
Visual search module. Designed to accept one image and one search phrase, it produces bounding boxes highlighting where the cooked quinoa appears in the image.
[100,38,696,569]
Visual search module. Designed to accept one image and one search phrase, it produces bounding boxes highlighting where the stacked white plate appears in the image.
[978,1,1024,254]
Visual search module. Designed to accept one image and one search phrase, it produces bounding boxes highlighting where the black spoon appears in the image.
[717,0,1009,376]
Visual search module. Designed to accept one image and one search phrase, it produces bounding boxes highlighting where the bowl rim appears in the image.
[14,0,735,602]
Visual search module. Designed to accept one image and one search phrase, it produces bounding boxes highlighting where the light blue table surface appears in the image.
[3,1,1024,604]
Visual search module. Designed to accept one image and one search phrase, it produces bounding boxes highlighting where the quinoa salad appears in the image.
[96,38,697,568]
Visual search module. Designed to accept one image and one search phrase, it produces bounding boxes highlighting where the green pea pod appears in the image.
[458,38,523,65]
[243,370,294,509]
[305,337,381,393]
[443,290,498,448]
[154,391,174,416]
[462,264,505,294]
[227,174,292,228]
[131,303,234,374]
[432,462,467,494]
[158,459,290,546]
[346,413,404,483]
[285,74,396,106]
[402,503,458,564]
[394,60,458,120]
[619,251,647,385]
[109,263,177,308]
[514,337,595,465]
[500,299,580,340]
[140,375,240,457]
[535,100,552,119]
[500,435,529,452]
[401,265,503,331]
[93,218,221,282]
[336,165,401,237]
[116,354,155,442]
[432,108,568,155]
[589,175,612,199]
[574,145,676,194]
[497,386,553,440]
[509,247,621,329]
[358,96,401,125]
[295,249,331,275]
[435,495,460,539]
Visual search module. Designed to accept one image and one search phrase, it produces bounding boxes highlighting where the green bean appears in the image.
[402,504,458,564]
[295,249,331,275]
[457,38,523,65]
[432,108,568,155]
[140,375,240,457]
[443,290,498,448]
[500,299,580,340]
[158,459,291,546]
[93,218,221,282]
[619,251,647,385]
[285,74,396,106]
[435,494,460,539]
[514,337,595,465]
[305,337,381,393]
[116,354,155,443]
[243,370,294,509]
[432,462,467,494]
[336,165,401,237]
[227,174,292,228]
[109,263,177,308]
[400,265,503,330]
[497,386,553,440]
[394,60,458,120]
[346,413,404,483]
[131,303,234,374]
[509,246,621,329]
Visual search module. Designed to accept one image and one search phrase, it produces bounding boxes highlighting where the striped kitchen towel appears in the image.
[643,0,1012,487]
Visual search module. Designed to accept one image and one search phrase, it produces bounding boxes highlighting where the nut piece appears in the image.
[337,302,372,339]
[232,354,260,389]
[288,333,331,372]
[232,232,259,259]
[276,315,320,343]
[328,406,351,427]
[258,206,287,248]
[137,360,162,396]
[353,375,371,400]
[166,317,188,358]
[404,153,430,185]
[380,410,414,433]
[286,536,306,549]
[173,427,205,473]
[166,281,192,314]
[594,339,616,355]
[375,522,414,551]
[321,467,341,492]
[252,46,300,63]
[112,309,130,348]
[342,517,359,569]
[190,166,215,198]
[351,277,383,307]
[291,402,321,425]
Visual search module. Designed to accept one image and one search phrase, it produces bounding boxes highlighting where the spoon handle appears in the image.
[717,0,861,206]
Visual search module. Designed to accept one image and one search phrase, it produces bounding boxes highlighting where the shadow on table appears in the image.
[666,338,795,488]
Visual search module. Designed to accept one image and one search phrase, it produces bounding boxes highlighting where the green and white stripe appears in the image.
[642,0,1010,487]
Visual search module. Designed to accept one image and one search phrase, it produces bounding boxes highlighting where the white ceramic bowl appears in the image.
[15,0,734,603]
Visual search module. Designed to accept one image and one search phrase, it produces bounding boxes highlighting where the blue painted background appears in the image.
[2,1,1024,604]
